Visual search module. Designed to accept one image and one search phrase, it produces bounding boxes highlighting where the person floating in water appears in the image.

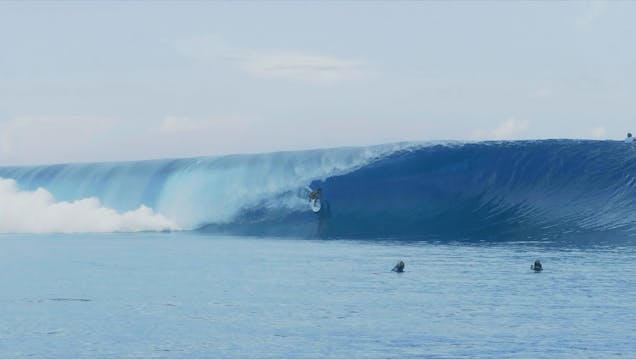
[531,260,543,272]
[309,188,321,206]
[625,133,634,143]
[392,260,405,273]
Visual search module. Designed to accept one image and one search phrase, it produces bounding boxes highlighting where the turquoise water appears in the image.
[1,232,635,358]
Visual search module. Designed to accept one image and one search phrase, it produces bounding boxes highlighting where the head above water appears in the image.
[628,133,633,138]
[392,260,405,272]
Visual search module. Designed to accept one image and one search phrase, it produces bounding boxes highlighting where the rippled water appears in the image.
[1,232,635,358]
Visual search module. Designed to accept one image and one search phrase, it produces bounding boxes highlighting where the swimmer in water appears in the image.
[531,260,543,272]
[392,260,405,273]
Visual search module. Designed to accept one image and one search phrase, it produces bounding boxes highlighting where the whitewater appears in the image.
[2,140,636,358]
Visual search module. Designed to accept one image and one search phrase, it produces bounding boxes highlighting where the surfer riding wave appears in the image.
[309,188,321,203]
[309,188,322,212]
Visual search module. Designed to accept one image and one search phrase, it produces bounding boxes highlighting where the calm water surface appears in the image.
[0,232,635,358]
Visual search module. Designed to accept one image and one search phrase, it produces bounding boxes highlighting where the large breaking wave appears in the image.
[2,140,636,240]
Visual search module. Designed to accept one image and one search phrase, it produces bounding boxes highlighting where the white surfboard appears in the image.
[310,198,322,213]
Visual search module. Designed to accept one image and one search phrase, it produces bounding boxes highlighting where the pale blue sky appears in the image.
[1,1,635,165]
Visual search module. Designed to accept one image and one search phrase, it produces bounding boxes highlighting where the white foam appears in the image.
[0,178,180,234]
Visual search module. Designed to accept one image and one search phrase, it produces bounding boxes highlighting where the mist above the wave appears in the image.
[0,178,180,234]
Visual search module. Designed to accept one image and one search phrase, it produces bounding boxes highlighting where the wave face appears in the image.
[0,143,412,234]
[2,140,636,240]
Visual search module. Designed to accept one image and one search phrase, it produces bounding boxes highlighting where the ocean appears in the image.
[1,140,635,357]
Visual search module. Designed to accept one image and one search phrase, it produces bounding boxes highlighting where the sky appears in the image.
[0,1,635,166]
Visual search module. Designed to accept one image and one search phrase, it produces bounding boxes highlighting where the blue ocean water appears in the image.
[1,140,636,357]
[0,233,635,358]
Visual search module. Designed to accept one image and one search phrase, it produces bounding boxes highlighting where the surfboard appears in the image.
[310,198,322,213]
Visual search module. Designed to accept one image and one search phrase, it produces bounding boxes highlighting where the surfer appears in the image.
[392,260,405,273]
[309,188,321,205]
[531,260,543,272]
[625,133,634,143]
